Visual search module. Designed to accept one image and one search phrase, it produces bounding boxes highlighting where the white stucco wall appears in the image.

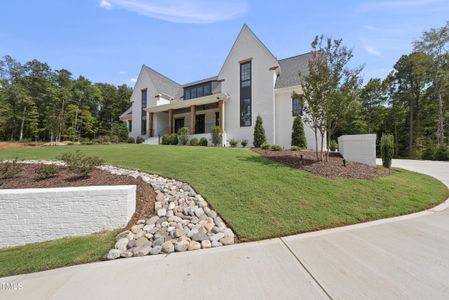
[219,26,278,146]
[338,134,377,166]
[274,88,320,150]
[0,185,136,248]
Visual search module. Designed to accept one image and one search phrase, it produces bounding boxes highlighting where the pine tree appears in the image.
[253,115,266,147]
[291,116,307,148]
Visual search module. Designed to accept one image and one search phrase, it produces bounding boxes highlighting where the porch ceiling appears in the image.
[145,93,229,113]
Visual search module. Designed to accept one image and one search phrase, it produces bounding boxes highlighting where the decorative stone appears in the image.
[210,232,225,242]
[174,240,189,252]
[219,236,235,245]
[116,230,134,241]
[106,249,122,260]
[150,246,162,255]
[201,240,211,249]
[157,208,167,217]
[135,237,152,248]
[120,250,133,258]
[131,224,144,234]
[115,238,129,251]
[161,241,174,253]
[132,245,152,256]
[188,241,201,251]
[211,241,222,248]
[146,216,159,225]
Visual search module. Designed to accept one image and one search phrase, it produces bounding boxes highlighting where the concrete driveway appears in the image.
[1,159,448,300]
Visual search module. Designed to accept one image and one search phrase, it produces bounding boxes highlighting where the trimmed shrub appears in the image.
[177,127,189,145]
[291,116,307,148]
[253,115,266,147]
[136,136,145,144]
[161,133,178,145]
[421,143,435,160]
[434,144,449,161]
[380,134,394,168]
[58,151,104,178]
[271,144,282,151]
[112,123,129,142]
[190,138,199,146]
[110,135,119,143]
[199,137,208,146]
[34,164,59,180]
[229,138,239,147]
[329,140,337,152]
[291,146,300,151]
[127,137,135,144]
[241,139,248,147]
[0,159,23,179]
[97,135,111,144]
[261,143,270,150]
[211,126,222,146]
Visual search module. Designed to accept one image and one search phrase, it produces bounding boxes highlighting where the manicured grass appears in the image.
[1,144,447,243]
[0,231,117,277]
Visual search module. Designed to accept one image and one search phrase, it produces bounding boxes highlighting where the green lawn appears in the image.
[0,144,447,276]
[0,231,117,277]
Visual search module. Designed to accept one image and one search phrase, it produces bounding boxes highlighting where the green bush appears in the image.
[211,126,223,146]
[161,134,178,145]
[177,127,189,145]
[96,135,111,144]
[271,144,282,151]
[112,123,129,142]
[136,136,145,144]
[190,138,199,146]
[291,116,307,148]
[199,137,208,146]
[261,143,270,150]
[421,143,435,160]
[80,138,93,145]
[110,135,119,143]
[291,146,300,151]
[127,137,135,144]
[34,164,59,180]
[241,139,248,147]
[229,138,239,147]
[253,115,266,147]
[0,159,23,179]
[58,151,104,178]
[329,140,337,152]
[434,144,449,161]
[380,134,394,168]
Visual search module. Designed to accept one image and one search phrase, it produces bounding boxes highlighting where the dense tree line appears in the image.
[0,56,132,142]
[302,21,449,159]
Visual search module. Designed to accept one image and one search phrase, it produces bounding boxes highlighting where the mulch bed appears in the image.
[252,148,392,179]
[0,163,155,228]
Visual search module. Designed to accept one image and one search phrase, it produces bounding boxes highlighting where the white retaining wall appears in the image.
[338,134,377,166]
[0,185,136,248]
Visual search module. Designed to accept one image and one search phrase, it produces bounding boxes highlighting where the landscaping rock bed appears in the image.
[253,149,392,179]
[101,165,235,259]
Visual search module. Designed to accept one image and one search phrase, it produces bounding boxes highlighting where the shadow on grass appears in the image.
[237,154,286,168]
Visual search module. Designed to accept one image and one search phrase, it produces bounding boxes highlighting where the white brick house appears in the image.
[121,24,319,149]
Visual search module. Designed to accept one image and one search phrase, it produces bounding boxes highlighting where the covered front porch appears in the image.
[145,93,228,144]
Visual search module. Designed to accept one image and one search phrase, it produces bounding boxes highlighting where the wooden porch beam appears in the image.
[148,112,154,137]
[218,100,224,132]
[168,109,173,134]
[190,105,196,134]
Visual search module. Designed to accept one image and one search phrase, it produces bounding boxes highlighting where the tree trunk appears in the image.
[314,126,319,161]
[19,106,26,141]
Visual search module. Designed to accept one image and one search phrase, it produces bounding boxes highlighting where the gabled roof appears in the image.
[275,52,313,89]
[119,106,132,120]
[143,65,182,99]
[183,76,218,87]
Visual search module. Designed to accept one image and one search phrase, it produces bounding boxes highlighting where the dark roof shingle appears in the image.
[275,52,312,89]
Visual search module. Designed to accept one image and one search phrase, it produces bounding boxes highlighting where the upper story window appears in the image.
[240,61,252,127]
[141,89,147,135]
[184,82,212,100]
[292,97,302,117]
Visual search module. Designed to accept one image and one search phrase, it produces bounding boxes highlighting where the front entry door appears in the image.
[195,114,205,134]
[174,118,184,134]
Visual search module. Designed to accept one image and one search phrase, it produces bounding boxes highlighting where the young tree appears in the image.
[300,35,363,161]
[414,21,449,144]
[253,115,266,147]
[291,115,307,148]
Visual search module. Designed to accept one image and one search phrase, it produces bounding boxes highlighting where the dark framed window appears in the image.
[195,114,205,134]
[141,89,147,135]
[184,82,212,100]
[292,97,302,116]
[174,118,185,134]
[128,120,132,132]
[240,61,252,127]
[215,112,220,126]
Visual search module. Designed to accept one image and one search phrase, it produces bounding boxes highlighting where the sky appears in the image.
[1,0,448,87]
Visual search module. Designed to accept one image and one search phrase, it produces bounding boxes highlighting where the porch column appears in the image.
[218,100,224,131]
[168,109,173,134]
[148,112,154,137]
[190,105,196,134]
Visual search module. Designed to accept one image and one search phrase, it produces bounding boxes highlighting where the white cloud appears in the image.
[358,0,446,12]
[129,78,137,83]
[364,45,382,57]
[104,0,247,23]
[99,0,112,10]
[118,71,128,75]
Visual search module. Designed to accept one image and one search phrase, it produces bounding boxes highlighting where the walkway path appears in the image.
[1,159,448,300]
